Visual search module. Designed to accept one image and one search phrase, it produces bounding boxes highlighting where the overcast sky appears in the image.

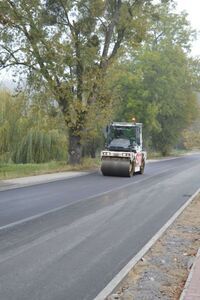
[175,0,200,56]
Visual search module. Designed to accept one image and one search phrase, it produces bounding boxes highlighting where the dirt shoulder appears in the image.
[109,193,200,300]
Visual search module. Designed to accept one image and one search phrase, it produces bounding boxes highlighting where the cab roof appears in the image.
[111,122,142,127]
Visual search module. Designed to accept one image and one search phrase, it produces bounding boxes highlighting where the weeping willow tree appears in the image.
[0,89,67,163]
[13,128,66,163]
[0,90,23,161]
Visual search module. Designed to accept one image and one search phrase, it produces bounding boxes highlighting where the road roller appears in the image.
[101,121,147,177]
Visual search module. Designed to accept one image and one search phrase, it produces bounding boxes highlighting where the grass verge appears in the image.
[0,158,100,180]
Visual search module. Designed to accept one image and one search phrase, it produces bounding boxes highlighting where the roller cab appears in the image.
[101,122,146,177]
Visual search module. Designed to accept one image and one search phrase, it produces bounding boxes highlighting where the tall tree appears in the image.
[113,3,199,154]
[0,0,156,164]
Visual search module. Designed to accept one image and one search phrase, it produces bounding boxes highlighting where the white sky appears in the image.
[175,0,200,56]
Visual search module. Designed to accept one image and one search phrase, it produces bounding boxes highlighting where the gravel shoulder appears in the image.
[108,193,200,300]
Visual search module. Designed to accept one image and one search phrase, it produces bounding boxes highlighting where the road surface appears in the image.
[0,154,200,300]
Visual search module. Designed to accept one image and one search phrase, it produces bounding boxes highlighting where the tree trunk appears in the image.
[90,148,96,158]
[68,130,82,165]
[90,139,96,158]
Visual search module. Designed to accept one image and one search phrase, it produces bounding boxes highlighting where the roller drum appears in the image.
[101,159,133,177]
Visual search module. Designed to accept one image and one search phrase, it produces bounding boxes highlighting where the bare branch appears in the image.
[0,62,37,71]
[0,45,23,63]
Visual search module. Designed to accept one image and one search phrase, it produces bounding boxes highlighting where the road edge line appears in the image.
[94,187,200,300]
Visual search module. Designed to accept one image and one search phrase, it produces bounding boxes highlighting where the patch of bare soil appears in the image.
[108,194,200,300]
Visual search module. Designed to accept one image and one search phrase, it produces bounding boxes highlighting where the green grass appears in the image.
[0,158,100,180]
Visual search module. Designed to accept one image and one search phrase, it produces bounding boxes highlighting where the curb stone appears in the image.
[179,247,200,300]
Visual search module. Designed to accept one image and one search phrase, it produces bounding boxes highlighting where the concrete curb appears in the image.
[179,247,200,300]
[94,188,200,300]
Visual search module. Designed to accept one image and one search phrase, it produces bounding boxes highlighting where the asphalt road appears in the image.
[0,154,200,300]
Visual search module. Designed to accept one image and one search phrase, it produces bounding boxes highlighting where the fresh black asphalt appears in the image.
[0,154,200,300]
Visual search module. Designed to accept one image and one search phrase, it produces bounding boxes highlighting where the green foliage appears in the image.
[140,47,198,154]
[112,62,161,138]
[81,69,119,157]
[182,100,200,150]
[0,89,67,163]
[12,128,66,163]
[182,130,200,150]
[0,90,26,157]
[112,4,199,154]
